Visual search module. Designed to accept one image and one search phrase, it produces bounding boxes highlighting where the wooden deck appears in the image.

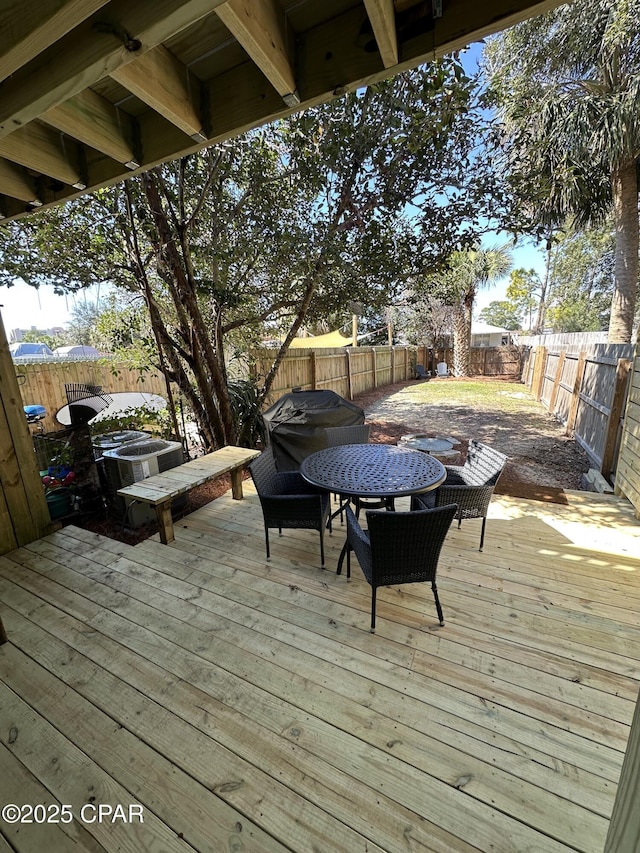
[1,484,639,852]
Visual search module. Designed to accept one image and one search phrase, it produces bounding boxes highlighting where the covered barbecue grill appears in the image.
[263,389,364,471]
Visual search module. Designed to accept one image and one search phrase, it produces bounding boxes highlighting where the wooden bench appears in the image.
[117,445,260,544]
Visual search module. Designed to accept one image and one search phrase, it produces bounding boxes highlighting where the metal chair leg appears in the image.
[432,581,444,626]
[264,525,271,561]
[370,587,377,633]
[479,517,487,552]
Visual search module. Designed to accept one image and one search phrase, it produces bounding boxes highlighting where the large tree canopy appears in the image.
[485,0,640,342]
[1,59,499,448]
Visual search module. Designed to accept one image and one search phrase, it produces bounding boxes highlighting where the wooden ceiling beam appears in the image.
[0,159,40,205]
[111,45,206,142]
[42,88,139,168]
[0,0,225,138]
[216,0,299,106]
[363,0,398,68]
[0,0,567,222]
[0,0,111,82]
[0,124,84,188]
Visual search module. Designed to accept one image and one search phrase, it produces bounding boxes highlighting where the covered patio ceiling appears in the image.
[0,0,564,222]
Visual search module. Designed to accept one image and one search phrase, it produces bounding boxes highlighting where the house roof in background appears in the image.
[0,0,564,222]
[472,322,511,334]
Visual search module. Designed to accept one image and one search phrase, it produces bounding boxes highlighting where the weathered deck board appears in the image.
[1,485,639,852]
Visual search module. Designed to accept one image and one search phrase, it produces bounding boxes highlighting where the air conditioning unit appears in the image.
[92,429,149,458]
[102,439,184,526]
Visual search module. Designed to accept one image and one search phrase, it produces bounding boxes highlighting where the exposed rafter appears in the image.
[0,0,225,138]
[216,0,299,106]
[111,45,206,142]
[0,0,567,221]
[0,159,40,205]
[0,124,84,188]
[363,0,398,68]
[0,0,111,81]
[43,89,139,168]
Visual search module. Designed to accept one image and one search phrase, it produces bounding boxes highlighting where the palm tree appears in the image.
[485,1,640,343]
[448,245,512,377]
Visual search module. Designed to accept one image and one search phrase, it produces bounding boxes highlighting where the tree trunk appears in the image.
[609,160,638,344]
[533,237,553,334]
[452,299,471,377]
[143,172,236,447]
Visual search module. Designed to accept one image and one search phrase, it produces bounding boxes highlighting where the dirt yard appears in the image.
[356,377,591,503]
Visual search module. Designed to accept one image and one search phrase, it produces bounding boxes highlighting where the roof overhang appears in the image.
[0,0,565,222]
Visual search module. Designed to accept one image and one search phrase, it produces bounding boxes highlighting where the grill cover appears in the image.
[263,390,364,471]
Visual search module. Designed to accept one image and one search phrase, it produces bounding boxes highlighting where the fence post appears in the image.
[310,351,317,390]
[601,358,632,479]
[566,351,586,436]
[532,346,548,401]
[371,348,377,389]
[548,351,566,415]
[390,347,395,383]
[345,349,353,400]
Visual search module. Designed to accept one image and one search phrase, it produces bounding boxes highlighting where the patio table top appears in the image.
[300,443,446,499]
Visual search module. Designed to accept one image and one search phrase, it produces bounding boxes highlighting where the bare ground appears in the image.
[357,378,590,504]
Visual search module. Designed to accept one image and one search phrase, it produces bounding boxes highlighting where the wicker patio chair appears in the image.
[249,447,331,567]
[323,424,371,447]
[341,503,457,633]
[411,440,507,551]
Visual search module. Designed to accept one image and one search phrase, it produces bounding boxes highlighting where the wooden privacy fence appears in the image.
[251,343,522,402]
[416,345,523,378]
[15,359,168,433]
[616,347,640,515]
[251,346,414,402]
[521,343,634,479]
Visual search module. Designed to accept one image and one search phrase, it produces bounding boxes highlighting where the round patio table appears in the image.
[300,443,446,499]
[301,444,446,573]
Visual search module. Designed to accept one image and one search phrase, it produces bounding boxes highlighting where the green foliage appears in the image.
[544,229,616,332]
[505,268,543,329]
[90,405,173,440]
[227,378,266,449]
[483,0,640,340]
[484,0,640,233]
[478,301,522,330]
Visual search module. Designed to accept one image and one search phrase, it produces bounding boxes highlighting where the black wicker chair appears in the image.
[249,448,331,567]
[323,424,371,446]
[341,503,457,633]
[411,440,507,551]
